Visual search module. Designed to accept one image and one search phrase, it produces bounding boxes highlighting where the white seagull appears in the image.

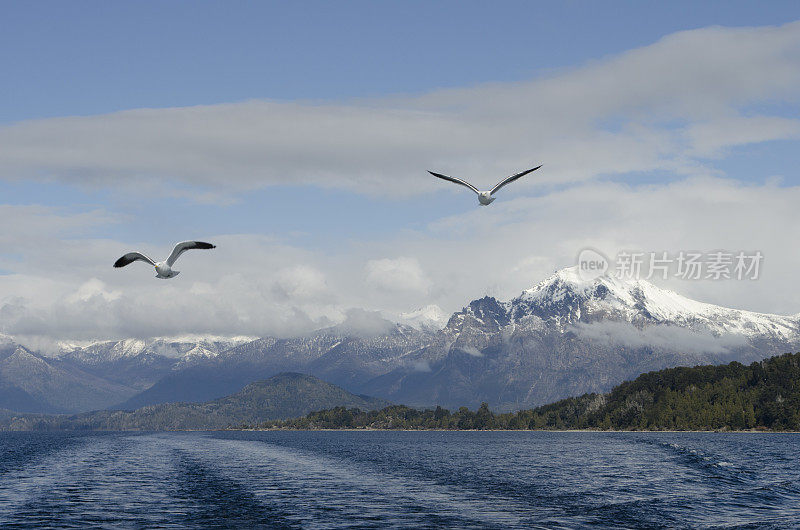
[428,165,542,205]
[113,241,216,279]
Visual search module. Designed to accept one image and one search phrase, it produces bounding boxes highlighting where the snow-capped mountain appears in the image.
[367,268,800,411]
[2,267,798,414]
[509,267,799,341]
[58,335,256,364]
[399,305,449,331]
[0,334,259,413]
[118,323,433,409]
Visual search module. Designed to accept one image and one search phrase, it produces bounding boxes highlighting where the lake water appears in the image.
[0,431,798,528]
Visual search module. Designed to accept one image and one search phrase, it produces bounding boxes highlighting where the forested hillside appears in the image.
[263,353,800,431]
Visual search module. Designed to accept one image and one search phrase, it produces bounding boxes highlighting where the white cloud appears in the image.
[365,257,431,294]
[2,175,800,341]
[0,22,798,198]
[686,115,800,157]
[272,265,329,301]
[67,279,121,303]
[0,205,115,247]
[335,308,396,338]
[1,22,800,342]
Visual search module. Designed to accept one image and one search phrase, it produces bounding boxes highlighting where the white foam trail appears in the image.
[162,433,532,526]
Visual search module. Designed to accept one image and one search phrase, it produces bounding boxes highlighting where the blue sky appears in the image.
[4,1,800,122]
[2,0,799,242]
[1,2,800,341]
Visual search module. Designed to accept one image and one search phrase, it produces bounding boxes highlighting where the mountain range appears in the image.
[1,267,798,413]
[0,335,251,413]
[0,372,389,430]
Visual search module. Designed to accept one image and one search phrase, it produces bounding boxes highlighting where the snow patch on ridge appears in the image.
[513,266,799,342]
[399,305,449,331]
[571,321,749,354]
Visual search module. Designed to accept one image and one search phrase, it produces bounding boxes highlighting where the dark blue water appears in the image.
[0,431,798,528]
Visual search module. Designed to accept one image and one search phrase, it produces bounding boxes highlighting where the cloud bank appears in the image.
[571,321,749,354]
[0,22,798,199]
[3,174,800,342]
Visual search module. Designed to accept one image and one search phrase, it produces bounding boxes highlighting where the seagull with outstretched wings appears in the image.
[114,241,216,279]
[428,165,542,205]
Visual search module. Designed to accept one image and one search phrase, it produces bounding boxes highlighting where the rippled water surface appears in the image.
[0,430,798,528]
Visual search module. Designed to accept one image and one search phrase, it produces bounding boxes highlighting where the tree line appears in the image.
[258,352,800,431]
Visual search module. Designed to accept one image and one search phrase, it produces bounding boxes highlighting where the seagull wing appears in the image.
[114,252,156,268]
[428,171,480,195]
[489,165,542,195]
[166,241,216,266]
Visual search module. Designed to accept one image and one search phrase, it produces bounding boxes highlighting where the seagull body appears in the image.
[428,165,542,205]
[113,241,216,279]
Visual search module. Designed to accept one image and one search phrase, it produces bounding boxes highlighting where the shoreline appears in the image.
[0,427,800,434]
[235,427,800,434]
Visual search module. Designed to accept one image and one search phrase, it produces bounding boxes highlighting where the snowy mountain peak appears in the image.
[56,335,257,365]
[516,266,706,319]
[399,305,449,331]
[511,266,799,341]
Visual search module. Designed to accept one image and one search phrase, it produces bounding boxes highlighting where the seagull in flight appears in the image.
[114,241,216,279]
[428,165,542,205]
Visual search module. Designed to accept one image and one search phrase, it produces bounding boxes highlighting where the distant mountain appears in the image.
[0,336,255,413]
[0,373,390,431]
[105,268,800,413]
[511,267,798,339]
[117,324,432,409]
[0,343,132,413]
[361,268,800,410]
[0,383,52,414]
[57,335,254,390]
[3,267,799,414]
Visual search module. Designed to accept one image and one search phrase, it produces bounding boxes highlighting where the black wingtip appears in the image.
[113,257,127,268]
[195,242,216,249]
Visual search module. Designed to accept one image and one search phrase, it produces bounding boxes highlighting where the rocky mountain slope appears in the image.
[117,324,432,409]
[0,336,255,413]
[365,268,800,410]
[3,267,798,413]
[0,342,132,413]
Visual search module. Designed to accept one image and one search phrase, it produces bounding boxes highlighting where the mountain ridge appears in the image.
[2,267,798,413]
